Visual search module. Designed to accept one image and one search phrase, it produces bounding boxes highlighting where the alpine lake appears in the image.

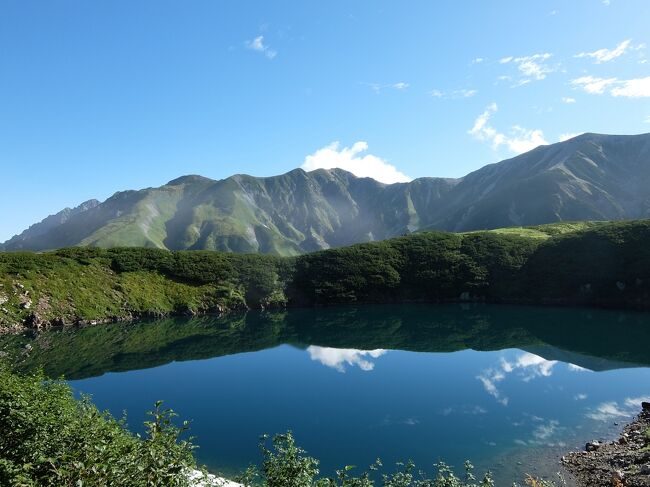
[5,304,650,485]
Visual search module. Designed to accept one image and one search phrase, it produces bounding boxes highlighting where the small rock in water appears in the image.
[585,441,601,452]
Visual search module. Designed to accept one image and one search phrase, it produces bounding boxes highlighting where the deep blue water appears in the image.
[33,304,650,483]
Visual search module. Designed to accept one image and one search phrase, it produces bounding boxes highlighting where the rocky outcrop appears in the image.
[563,405,650,486]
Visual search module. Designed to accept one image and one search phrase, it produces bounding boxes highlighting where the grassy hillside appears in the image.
[5,134,650,255]
[1,220,650,332]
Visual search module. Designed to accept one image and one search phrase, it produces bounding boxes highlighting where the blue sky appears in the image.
[1,0,650,241]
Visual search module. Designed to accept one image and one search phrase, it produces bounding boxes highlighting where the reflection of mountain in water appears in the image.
[4,304,650,380]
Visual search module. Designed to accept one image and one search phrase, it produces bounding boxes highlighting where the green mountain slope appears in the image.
[4,133,650,254]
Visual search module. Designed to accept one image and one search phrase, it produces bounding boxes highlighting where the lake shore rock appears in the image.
[562,405,650,486]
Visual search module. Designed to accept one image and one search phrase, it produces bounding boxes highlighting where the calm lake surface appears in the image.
[10,304,650,483]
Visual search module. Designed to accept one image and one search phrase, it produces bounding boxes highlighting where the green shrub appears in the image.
[0,364,200,486]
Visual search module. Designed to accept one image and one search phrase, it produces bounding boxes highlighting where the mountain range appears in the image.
[3,132,650,255]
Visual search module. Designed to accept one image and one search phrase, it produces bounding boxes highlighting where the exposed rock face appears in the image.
[3,133,650,255]
[563,409,650,487]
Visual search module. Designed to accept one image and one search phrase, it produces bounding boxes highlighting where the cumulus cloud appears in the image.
[575,39,632,63]
[301,141,411,184]
[611,76,650,97]
[572,75,650,97]
[469,103,548,154]
[559,132,585,142]
[500,53,556,84]
[245,35,277,59]
[307,346,387,373]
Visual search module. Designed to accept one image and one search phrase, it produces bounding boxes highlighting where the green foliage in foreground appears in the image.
[0,364,203,487]
[0,365,561,487]
[1,220,650,331]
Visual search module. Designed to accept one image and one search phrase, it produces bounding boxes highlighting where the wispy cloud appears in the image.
[572,75,650,97]
[301,141,411,184]
[361,81,409,94]
[562,97,576,104]
[429,88,477,99]
[500,53,556,84]
[575,39,633,63]
[307,346,387,372]
[469,103,548,154]
[245,35,277,59]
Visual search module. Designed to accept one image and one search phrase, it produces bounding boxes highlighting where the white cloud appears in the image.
[500,53,556,84]
[574,393,588,401]
[362,82,409,94]
[307,346,387,373]
[429,88,477,99]
[572,75,650,98]
[611,76,650,97]
[575,39,632,63]
[469,103,548,154]
[301,141,411,184]
[471,57,484,64]
[245,35,277,59]
[571,76,618,94]
[559,132,585,142]
[562,97,576,104]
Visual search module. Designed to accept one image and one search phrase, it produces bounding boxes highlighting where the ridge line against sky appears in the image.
[1,0,649,241]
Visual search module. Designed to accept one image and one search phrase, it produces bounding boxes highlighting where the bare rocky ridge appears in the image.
[563,403,650,487]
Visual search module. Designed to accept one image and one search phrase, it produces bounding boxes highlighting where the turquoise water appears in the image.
[24,304,650,483]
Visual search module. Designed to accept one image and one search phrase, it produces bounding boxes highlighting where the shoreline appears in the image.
[562,404,650,486]
[3,296,650,337]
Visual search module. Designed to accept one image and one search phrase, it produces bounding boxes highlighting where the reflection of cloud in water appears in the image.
[513,416,566,447]
[477,352,558,405]
[574,393,588,401]
[586,396,650,421]
[440,405,487,416]
[380,415,420,427]
[567,363,590,372]
[307,346,387,372]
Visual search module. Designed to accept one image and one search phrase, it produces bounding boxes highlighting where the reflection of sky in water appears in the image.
[70,344,650,483]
